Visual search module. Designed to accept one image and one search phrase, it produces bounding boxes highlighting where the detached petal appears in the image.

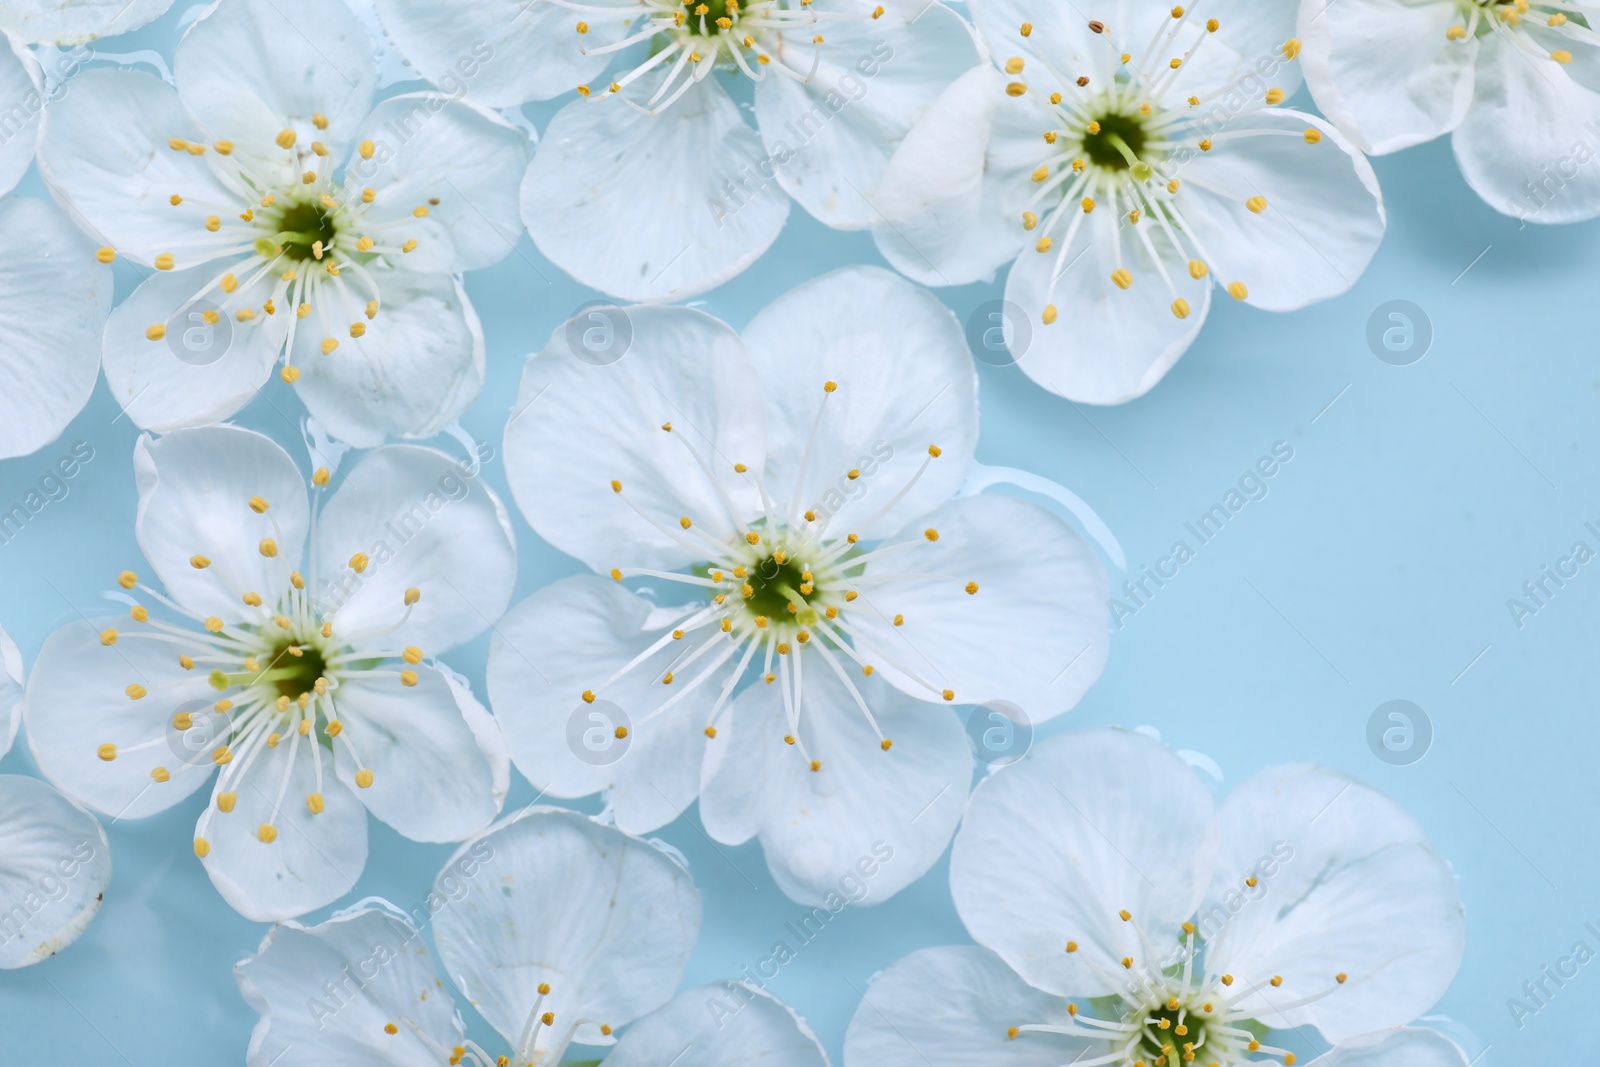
[522,78,790,301]
[1178,109,1385,312]
[133,426,310,624]
[486,577,709,836]
[0,196,111,461]
[1004,187,1211,404]
[843,946,1091,1067]
[1453,29,1600,223]
[175,0,377,162]
[291,272,484,447]
[741,266,977,539]
[236,904,464,1067]
[0,43,41,196]
[101,259,286,433]
[331,664,508,843]
[0,775,111,969]
[871,64,1039,286]
[0,0,172,42]
[373,0,620,107]
[609,983,828,1067]
[431,809,700,1059]
[25,618,220,820]
[1298,0,1478,153]
[37,68,239,265]
[1203,764,1464,1045]
[950,729,1219,999]
[502,305,765,573]
[197,742,368,922]
[699,663,969,907]
[848,494,1109,719]
[754,0,980,229]
[351,94,529,272]
[313,443,517,652]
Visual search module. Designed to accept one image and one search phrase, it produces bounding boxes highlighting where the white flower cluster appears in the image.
[0,0,1548,1060]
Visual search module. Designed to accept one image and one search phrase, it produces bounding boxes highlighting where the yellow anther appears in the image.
[1082,197,1096,214]
[213,745,233,765]
[403,646,423,664]
[257,824,278,844]
[401,239,418,253]
[96,246,116,263]
[1172,298,1191,319]
[1111,268,1133,290]
[173,712,193,731]
[1198,138,1212,151]
[405,587,421,605]
[1042,304,1058,325]
[1552,49,1573,63]
[194,837,211,857]
[1187,259,1208,280]
[260,538,278,558]
[1265,87,1285,104]
[401,670,419,687]
[325,721,343,737]
[216,791,237,813]
[1304,128,1323,144]
[276,128,297,149]
[1169,57,1182,68]
[1227,281,1249,300]
[356,769,374,788]
[145,323,167,341]
[281,365,300,384]
[349,552,369,573]
[1031,165,1049,183]
[1282,37,1300,58]
[189,554,211,569]
[126,683,147,700]
[96,743,117,761]
[1246,195,1267,214]
[179,655,194,670]
[205,617,223,633]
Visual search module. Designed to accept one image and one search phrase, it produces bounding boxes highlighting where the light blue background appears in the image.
[1,4,1595,1064]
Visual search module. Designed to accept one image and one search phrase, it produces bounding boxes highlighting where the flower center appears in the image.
[274,200,342,262]
[1080,110,1152,172]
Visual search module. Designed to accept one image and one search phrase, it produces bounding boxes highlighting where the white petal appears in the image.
[291,272,484,447]
[174,0,377,162]
[100,260,286,433]
[848,494,1109,718]
[0,43,41,196]
[1203,764,1464,1044]
[700,662,969,907]
[609,983,828,1067]
[0,775,111,969]
[431,809,700,1059]
[133,426,310,623]
[0,625,21,760]
[373,0,619,107]
[1005,192,1211,405]
[1298,0,1478,153]
[198,740,369,922]
[844,946,1091,1067]
[330,664,507,843]
[1452,30,1600,223]
[753,0,980,229]
[237,904,465,1067]
[313,442,516,651]
[741,265,977,539]
[502,304,765,573]
[870,64,1037,286]
[0,195,111,460]
[0,0,173,43]
[351,94,530,272]
[24,618,220,820]
[1309,1027,1473,1067]
[522,78,790,301]
[950,728,1218,998]
[37,68,240,265]
[486,577,707,836]
[1177,109,1385,312]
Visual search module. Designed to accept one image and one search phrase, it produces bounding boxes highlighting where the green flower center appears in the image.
[275,200,340,261]
[744,554,813,619]
[1082,112,1149,171]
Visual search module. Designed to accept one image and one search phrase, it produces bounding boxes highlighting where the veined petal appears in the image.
[522,77,790,301]
[373,0,621,107]
[609,983,828,1067]
[330,664,508,843]
[741,265,977,541]
[236,904,464,1067]
[0,42,41,196]
[1298,0,1478,154]
[349,94,529,272]
[950,728,1219,999]
[0,196,111,461]
[843,946,1092,1067]
[502,304,765,573]
[197,740,368,922]
[37,68,239,266]
[0,0,172,42]
[0,775,111,969]
[24,618,219,820]
[699,663,969,907]
[1453,28,1600,223]
[291,272,485,448]
[313,443,517,652]
[1005,195,1211,404]
[754,0,980,229]
[175,0,377,164]
[848,494,1109,719]
[1177,109,1385,311]
[486,577,708,836]
[1203,764,1464,1045]
[431,809,700,1060]
[871,64,1039,286]
[133,426,310,624]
